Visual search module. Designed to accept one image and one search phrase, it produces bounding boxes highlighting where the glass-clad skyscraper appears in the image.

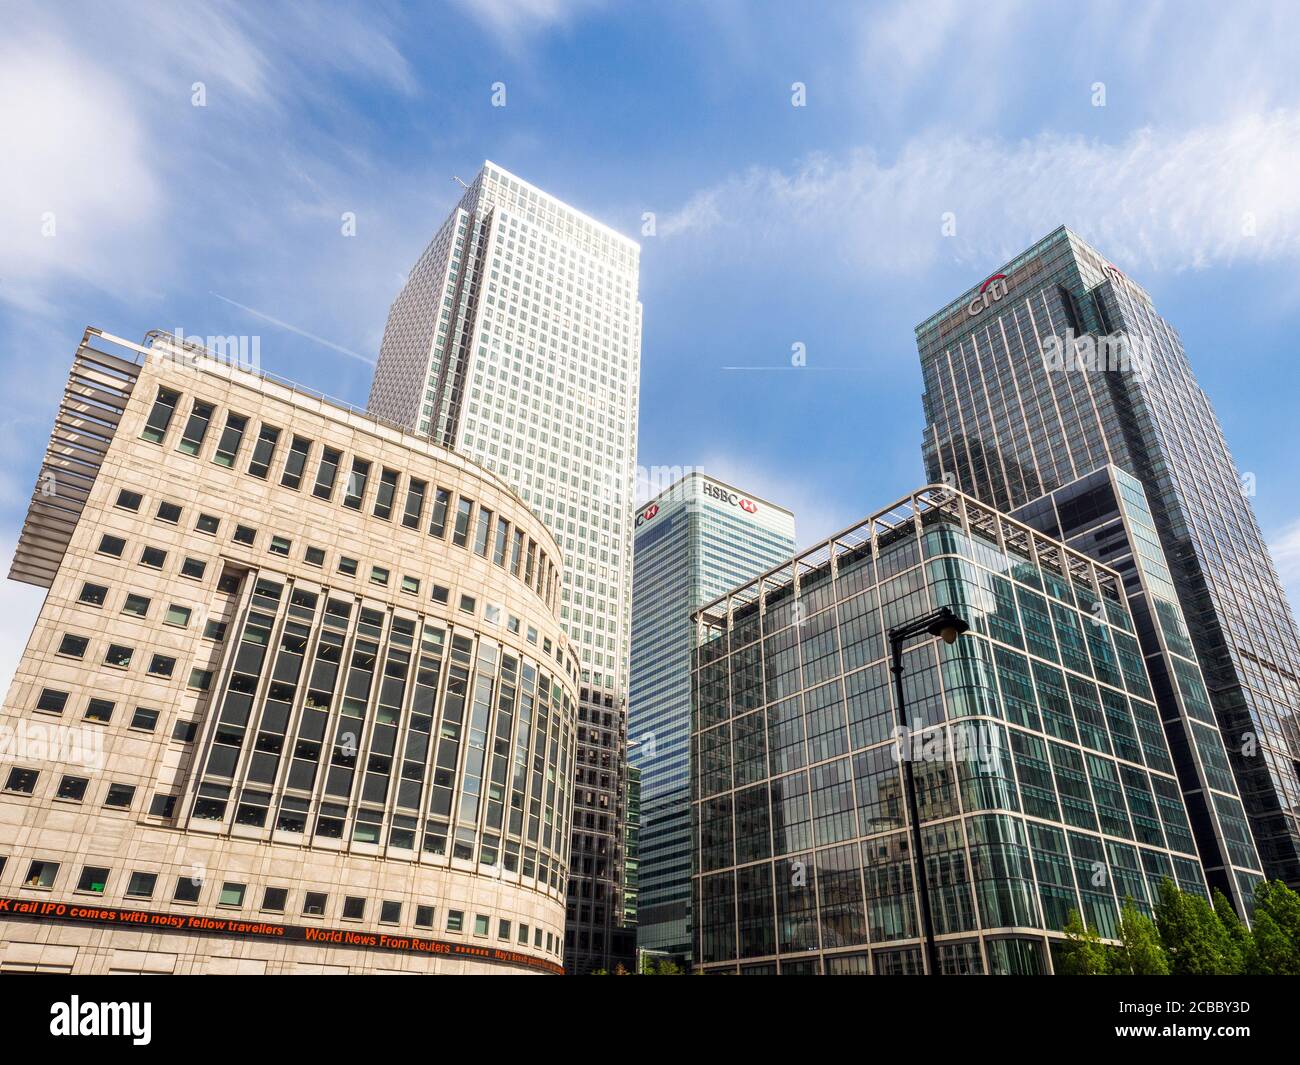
[916,227,1300,890]
[630,473,795,961]
[369,163,642,973]
[691,485,1212,975]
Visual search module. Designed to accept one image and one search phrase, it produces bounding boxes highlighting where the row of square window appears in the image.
[0,856,559,953]
[137,386,558,607]
[4,765,185,818]
[29,690,197,742]
[53,631,213,689]
[106,487,571,670]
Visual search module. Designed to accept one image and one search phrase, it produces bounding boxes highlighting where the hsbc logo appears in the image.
[703,481,759,515]
[967,273,1009,317]
[635,502,659,528]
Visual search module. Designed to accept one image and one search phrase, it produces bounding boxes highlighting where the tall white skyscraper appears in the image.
[369,162,642,973]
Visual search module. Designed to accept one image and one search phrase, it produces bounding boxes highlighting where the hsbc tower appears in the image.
[628,473,795,962]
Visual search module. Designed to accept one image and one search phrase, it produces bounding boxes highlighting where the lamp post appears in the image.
[888,605,969,976]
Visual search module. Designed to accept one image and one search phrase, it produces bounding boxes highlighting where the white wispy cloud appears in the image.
[453,0,604,44]
[1270,519,1300,623]
[660,111,1300,275]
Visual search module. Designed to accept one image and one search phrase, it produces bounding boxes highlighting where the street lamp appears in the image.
[888,605,969,976]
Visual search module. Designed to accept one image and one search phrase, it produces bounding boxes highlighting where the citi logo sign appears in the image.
[966,273,1009,317]
[635,502,659,527]
[703,481,758,515]
[50,997,152,1045]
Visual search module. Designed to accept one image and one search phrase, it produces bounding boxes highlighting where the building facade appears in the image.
[691,486,1213,975]
[0,328,577,974]
[630,473,795,961]
[369,162,642,973]
[916,227,1300,890]
[1012,465,1264,909]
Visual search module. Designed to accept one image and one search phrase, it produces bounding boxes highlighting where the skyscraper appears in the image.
[629,473,795,961]
[691,485,1213,974]
[916,226,1300,892]
[369,162,642,972]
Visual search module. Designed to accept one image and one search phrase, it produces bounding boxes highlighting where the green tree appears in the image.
[1248,880,1300,975]
[1212,889,1250,975]
[1110,899,1169,975]
[1154,879,1234,975]
[1058,909,1110,975]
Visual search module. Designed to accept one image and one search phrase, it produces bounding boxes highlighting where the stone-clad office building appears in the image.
[0,328,577,974]
[691,486,1213,975]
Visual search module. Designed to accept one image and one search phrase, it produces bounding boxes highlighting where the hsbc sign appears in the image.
[635,502,659,528]
[967,273,1009,317]
[703,481,758,515]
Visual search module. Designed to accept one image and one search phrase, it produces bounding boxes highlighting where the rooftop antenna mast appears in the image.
[452,176,469,189]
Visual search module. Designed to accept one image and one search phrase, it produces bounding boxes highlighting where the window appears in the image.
[446,910,464,933]
[141,386,179,443]
[474,507,492,557]
[493,517,509,566]
[57,634,88,658]
[452,498,473,547]
[36,689,67,714]
[401,575,419,595]
[213,412,248,467]
[25,860,59,889]
[219,882,246,907]
[173,876,202,903]
[262,886,288,912]
[147,654,176,678]
[56,775,88,802]
[181,557,207,580]
[247,424,281,478]
[140,545,167,569]
[380,900,402,924]
[115,488,143,512]
[534,928,543,948]
[78,582,108,606]
[149,794,177,818]
[122,594,150,617]
[104,783,135,809]
[178,400,215,455]
[473,914,490,936]
[281,435,311,489]
[313,447,341,499]
[125,872,157,899]
[172,721,197,743]
[338,556,358,577]
[232,524,256,546]
[303,892,328,916]
[429,488,451,538]
[430,584,450,605]
[373,468,398,520]
[343,458,371,509]
[84,699,114,723]
[4,768,38,794]
[188,668,214,691]
[497,918,511,941]
[164,604,192,627]
[459,594,476,615]
[130,707,160,731]
[370,566,389,587]
[156,500,182,524]
[104,645,133,668]
[195,513,220,535]
[517,924,529,945]
[415,905,434,929]
[97,534,126,558]
[402,479,426,529]
[304,546,325,567]
[203,620,227,641]
[342,896,366,920]
[269,535,291,556]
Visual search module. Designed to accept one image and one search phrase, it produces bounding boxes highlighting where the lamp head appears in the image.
[927,608,970,645]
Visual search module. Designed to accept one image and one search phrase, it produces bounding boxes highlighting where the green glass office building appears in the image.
[691,486,1211,974]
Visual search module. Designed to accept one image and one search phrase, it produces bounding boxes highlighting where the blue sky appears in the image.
[3,0,1300,687]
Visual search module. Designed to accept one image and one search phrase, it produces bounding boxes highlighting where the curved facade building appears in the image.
[0,328,578,974]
